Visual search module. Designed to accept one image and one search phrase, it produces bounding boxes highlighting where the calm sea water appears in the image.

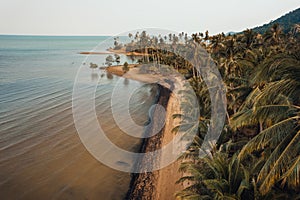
[0,35,156,199]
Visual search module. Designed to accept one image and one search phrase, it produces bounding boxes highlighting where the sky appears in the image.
[0,0,299,36]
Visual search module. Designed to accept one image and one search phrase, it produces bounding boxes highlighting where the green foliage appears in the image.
[176,149,252,200]
[122,21,300,198]
[253,8,300,34]
[105,55,114,66]
[122,61,129,72]
[114,54,120,65]
[89,62,98,69]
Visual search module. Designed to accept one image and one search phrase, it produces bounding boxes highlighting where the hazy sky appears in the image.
[1,0,299,36]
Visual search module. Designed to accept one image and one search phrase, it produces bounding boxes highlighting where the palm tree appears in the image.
[231,52,300,194]
[176,149,252,200]
[117,30,300,198]
[263,24,284,47]
[290,24,300,37]
[242,29,257,48]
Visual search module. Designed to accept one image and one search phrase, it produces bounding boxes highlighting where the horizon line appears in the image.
[0,34,115,37]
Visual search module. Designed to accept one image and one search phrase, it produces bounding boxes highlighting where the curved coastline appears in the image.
[125,84,184,199]
[125,84,170,200]
[106,65,184,199]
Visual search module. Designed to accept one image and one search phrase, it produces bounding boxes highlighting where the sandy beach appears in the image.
[154,88,184,200]
[79,48,148,56]
[107,65,185,199]
[106,64,138,77]
[107,48,149,56]
[106,65,167,84]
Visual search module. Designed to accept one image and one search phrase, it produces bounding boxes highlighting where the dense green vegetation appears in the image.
[252,7,300,34]
[121,20,300,199]
[175,24,300,200]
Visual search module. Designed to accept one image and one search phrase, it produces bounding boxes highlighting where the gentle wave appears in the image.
[0,35,156,199]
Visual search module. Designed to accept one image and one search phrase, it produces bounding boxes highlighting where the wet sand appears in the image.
[79,48,148,56]
[106,65,165,84]
[106,64,139,77]
[108,66,185,199]
[154,89,184,200]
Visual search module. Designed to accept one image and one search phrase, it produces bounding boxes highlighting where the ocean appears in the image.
[0,35,156,199]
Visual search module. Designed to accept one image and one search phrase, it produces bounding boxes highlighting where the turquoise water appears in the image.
[0,35,155,199]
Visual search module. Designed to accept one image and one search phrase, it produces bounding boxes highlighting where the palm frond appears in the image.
[238,116,298,159]
[280,154,300,189]
[258,129,300,194]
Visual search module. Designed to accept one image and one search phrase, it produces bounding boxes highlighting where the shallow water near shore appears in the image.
[0,35,157,199]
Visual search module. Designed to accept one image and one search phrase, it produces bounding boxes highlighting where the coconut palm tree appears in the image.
[263,24,284,48]
[231,51,300,194]
[117,29,300,198]
[176,149,252,200]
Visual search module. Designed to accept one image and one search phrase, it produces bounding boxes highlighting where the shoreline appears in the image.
[107,48,149,56]
[125,84,170,200]
[106,64,138,76]
[125,83,184,200]
[109,67,184,199]
[106,65,166,84]
[79,48,148,56]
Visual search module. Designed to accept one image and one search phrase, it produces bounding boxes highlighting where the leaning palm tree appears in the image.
[231,52,300,194]
[232,96,300,194]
